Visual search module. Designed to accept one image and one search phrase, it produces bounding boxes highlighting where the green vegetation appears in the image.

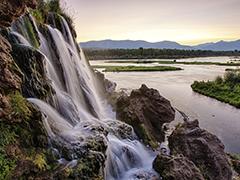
[32,153,47,171]
[107,60,240,66]
[93,65,182,72]
[191,71,240,108]
[228,153,240,175]
[225,68,240,72]
[31,0,74,28]
[0,123,17,180]
[9,91,31,121]
[22,16,40,48]
[84,48,240,60]
[137,124,158,149]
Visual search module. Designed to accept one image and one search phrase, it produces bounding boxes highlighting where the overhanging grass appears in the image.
[93,65,183,72]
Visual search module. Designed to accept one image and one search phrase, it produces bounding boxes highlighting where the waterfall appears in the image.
[10,14,159,180]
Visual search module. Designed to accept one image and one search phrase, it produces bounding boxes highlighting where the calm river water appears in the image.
[91,57,240,153]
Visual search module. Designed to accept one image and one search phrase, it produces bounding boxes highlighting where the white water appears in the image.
[11,14,159,179]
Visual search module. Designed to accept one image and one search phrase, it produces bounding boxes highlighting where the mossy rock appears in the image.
[12,14,40,48]
[135,123,158,149]
[9,91,31,121]
[70,152,105,180]
[11,44,53,100]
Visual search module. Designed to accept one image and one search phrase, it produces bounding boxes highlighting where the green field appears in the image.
[93,65,183,72]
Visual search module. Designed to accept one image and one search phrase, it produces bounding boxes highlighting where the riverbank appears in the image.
[93,65,183,72]
[191,72,240,108]
[106,60,240,66]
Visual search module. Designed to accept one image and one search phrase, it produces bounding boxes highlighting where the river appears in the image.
[91,57,240,153]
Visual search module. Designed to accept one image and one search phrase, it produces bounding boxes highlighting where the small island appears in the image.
[93,65,183,72]
[191,71,240,108]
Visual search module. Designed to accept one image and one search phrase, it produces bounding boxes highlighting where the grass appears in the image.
[191,71,240,108]
[225,68,240,72]
[106,60,240,66]
[93,65,183,72]
[9,91,31,121]
[0,123,17,179]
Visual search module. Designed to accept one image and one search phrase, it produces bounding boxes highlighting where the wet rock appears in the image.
[169,120,232,180]
[95,70,116,95]
[106,120,136,139]
[126,170,159,180]
[71,151,105,180]
[116,84,175,147]
[11,44,53,99]
[153,154,204,180]
[0,0,36,28]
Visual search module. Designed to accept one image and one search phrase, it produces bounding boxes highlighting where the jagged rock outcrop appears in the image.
[0,0,37,28]
[116,84,175,147]
[153,154,204,180]
[0,34,22,120]
[0,35,22,92]
[168,120,232,180]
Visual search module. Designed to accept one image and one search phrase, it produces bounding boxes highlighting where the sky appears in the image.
[62,0,240,45]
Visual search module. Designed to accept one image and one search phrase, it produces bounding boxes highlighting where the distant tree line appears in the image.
[83,48,240,60]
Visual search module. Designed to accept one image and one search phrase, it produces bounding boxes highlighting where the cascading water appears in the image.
[10,13,159,180]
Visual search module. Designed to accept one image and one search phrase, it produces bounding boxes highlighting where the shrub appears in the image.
[215,76,223,84]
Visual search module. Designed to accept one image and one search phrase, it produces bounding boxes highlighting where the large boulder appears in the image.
[116,84,175,147]
[169,120,232,180]
[153,154,204,180]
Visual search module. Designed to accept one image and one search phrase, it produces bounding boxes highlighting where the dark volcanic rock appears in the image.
[153,154,204,180]
[116,84,175,147]
[169,120,232,180]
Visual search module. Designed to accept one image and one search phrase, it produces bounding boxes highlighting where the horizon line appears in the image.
[80,38,240,46]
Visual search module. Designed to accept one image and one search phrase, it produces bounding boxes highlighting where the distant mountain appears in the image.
[194,40,240,51]
[80,39,191,50]
[80,39,240,51]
